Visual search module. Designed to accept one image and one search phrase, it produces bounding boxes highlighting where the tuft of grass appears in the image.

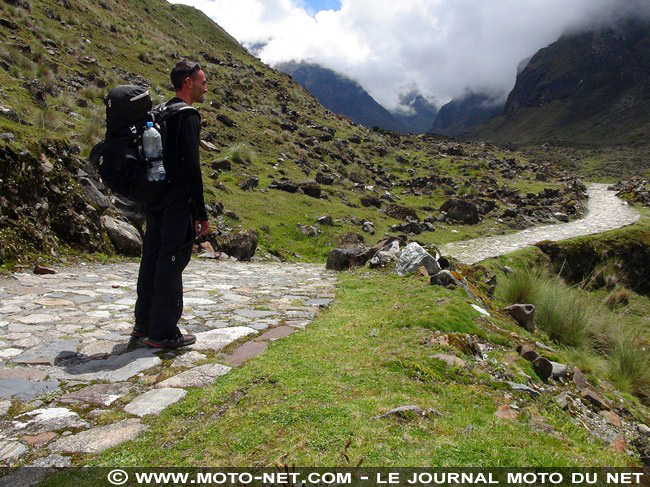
[610,337,650,401]
[32,108,65,132]
[80,85,105,102]
[497,266,542,305]
[535,278,589,347]
[225,144,257,165]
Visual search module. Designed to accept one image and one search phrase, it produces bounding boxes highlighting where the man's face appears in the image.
[188,69,207,104]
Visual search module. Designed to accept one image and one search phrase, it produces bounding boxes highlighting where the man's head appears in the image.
[170,59,207,105]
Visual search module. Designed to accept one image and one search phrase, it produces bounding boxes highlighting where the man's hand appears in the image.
[194,219,211,237]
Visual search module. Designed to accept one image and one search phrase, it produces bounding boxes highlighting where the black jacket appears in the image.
[149,97,208,221]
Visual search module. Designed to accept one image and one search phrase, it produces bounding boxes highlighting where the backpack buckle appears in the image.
[130,125,137,134]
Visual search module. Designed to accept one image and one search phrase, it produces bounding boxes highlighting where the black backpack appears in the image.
[90,85,198,204]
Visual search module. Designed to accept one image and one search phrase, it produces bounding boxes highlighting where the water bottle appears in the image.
[142,122,165,182]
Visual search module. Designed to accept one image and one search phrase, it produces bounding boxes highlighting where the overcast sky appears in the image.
[169,0,643,112]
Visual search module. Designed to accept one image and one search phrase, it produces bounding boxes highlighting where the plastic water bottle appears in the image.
[142,122,165,182]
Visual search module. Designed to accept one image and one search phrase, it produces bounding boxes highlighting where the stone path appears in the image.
[440,184,641,264]
[0,260,337,466]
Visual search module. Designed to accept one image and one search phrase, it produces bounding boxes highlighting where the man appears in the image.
[131,59,211,348]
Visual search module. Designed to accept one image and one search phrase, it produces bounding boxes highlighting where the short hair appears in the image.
[171,59,202,90]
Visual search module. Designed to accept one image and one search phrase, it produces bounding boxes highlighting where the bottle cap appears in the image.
[146,121,154,127]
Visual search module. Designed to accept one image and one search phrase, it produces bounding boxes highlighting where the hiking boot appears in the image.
[127,323,149,348]
[143,333,196,349]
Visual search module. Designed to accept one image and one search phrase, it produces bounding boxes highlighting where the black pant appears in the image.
[134,200,193,340]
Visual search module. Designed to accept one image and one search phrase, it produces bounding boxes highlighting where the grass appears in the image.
[496,242,650,402]
[40,271,631,478]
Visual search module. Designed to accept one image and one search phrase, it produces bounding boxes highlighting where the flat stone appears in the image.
[306,298,332,307]
[61,383,132,406]
[34,299,75,307]
[124,388,187,417]
[581,388,610,411]
[0,378,60,400]
[222,293,251,302]
[13,407,88,434]
[234,309,277,319]
[32,453,72,467]
[51,349,161,383]
[555,391,569,410]
[432,354,466,367]
[495,405,518,420]
[12,339,79,365]
[156,364,231,388]
[21,432,57,447]
[0,400,10,416]
[506,381,540,399]
[190,327,256,352]
[249,322,269,330]
[0,367,48,381]
[184,298,215,305]
[0,348,22,360]
[49,419,147,453]
[639,424,650,436]
[573,367,589,392]
[171,351,206,368]
[79,340,128,359]
[0,440,28,463]
[470,304,490,317]
[223,341,268,367]
[15,314,61,324]
[255,326,295,342]
[601,410,622,428]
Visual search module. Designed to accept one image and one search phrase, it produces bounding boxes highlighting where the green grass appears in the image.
[40,272,632,478]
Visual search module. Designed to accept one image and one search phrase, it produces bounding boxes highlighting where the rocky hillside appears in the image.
[471,18,650,147]
[0,0,586,267]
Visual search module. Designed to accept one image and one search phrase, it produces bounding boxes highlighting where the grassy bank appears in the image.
[43,271,632,482]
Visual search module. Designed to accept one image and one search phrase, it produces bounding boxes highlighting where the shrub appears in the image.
[610,337,650,401]
[80,85,105,102]
[53,92,76,112]
[535,278,589,347]
[33,108,65,132]
[226,144,257,165]
[497,266,543,305]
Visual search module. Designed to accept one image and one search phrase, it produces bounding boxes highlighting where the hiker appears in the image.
[131,60,211,348]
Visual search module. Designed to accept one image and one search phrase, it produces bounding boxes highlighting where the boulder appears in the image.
[516,344,539,362]
[211,159,231,171]
[269,178,299,193]
[503,304,535,332]
[100,216,142,256]
[298,224,319,237]
[360,195,382,208]
[239,176,259,190]
[361,221,375,235]
[338,233,365,246]
[326,246,370,271]
[316,214,333,226]
[440,199,481,224]
[80,178,111,211]
[298,180,321,198]
[430,270,459,288]
[384,204,419,222]
[315,172,335,185]
[219,229,257,261]
[395,243,441,276]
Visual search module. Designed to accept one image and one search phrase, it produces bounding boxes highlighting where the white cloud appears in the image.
[169,0,642,110]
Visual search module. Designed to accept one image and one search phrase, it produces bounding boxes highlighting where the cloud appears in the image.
[170,0,643,110]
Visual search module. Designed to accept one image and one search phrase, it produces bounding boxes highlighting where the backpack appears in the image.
[89,85,199,204]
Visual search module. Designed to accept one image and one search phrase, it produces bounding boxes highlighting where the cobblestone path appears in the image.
[0,260,336,468]
[440,183,641,264]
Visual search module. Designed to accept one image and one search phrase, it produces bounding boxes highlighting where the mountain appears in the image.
[429,92,503,137]
[471,18,650,146]
[277,61,405,131]
[0,0,579,266]
[390,91,438,134]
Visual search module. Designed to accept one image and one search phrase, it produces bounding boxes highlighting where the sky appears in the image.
[169,0,646,112]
